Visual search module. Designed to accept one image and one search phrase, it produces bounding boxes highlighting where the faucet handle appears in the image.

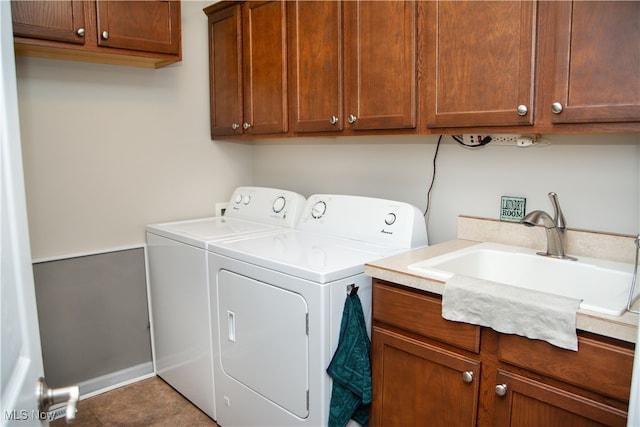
[548,192,566,230]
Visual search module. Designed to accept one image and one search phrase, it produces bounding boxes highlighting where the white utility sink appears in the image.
[408,242,637,316]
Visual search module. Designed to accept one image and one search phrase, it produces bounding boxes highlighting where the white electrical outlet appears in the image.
[462,134,536,147]
[215,202,228,216]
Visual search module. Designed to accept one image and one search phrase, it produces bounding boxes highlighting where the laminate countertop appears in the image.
[365,217,640,344]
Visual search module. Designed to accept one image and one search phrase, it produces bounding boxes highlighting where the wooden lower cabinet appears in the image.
[493,369,627,427]
[370,280,634,427]
[371,326,480,427]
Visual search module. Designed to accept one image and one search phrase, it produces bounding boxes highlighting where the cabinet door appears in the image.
[344,1,417,131]
[242,1,288,135]
[95,0,181,55]
[11,0,86,44]
[550,1,640,124]
[288,1,343,133]
[425,1,536,128]
[493,369,627,427]
[370,326,480,427]
[207,4,244,137]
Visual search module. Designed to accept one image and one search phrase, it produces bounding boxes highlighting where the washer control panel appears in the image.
[226,187,306,228]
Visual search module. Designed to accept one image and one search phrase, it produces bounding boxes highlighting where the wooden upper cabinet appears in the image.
[207,4,243,137]
[425,1,536,128]
[11,0,87,45]
[344,1,417,131]
[289,0,416,134]
[205,1,287,136]
[288,1,343,133]
[11,0,181,68]
[242,1,288,135]
[96,0,180,55]
[549,1,640,124]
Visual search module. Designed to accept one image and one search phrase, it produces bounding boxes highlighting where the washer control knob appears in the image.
[235,194,243,204]
[272,196,286,213]
[311,201,327,219]
[243,195,251,205]
[385,213,397,226]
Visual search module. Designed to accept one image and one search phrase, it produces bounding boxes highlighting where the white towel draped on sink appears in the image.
[442,274,582,351]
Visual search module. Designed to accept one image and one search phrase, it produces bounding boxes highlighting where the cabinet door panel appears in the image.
[96,0,180,55]
[242,1,288,135]
[493,370,627,427]
[288,1,343,133]
[425,1,536,128]
[551,1,640,123]
[371,327,479,427]
[344,1,417,130]
[11,0,86,44]
[208,5,243,137]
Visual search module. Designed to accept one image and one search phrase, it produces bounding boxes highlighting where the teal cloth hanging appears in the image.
[326,288,371,427]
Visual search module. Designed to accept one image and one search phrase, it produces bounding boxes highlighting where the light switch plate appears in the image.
[500,196,526,222]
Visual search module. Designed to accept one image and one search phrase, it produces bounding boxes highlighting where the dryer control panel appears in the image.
[298,194,428,249]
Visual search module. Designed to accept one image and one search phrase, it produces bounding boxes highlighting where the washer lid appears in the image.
[146,217,279,249]
[208,229,406,283]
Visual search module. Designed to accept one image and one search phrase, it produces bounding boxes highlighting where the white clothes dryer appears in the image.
[145,187,305,420]
[207,194,428,426]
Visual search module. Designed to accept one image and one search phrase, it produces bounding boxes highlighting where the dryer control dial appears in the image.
[243,195,251,205]
[272,196,286,213]
[235,194,243,204]
[385,213,397,226]
[311,201,327,219]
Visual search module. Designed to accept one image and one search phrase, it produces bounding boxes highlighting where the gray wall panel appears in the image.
[33,248,151,387]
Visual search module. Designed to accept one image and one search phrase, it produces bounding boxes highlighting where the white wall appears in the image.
[253,134,640,245]
[16,1,252,259]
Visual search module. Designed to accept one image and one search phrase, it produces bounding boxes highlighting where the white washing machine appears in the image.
[207,194,428,426]
[145,187,305,420]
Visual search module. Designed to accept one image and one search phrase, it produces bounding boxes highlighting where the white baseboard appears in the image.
[49,362,155,420]
[79,361,155,398]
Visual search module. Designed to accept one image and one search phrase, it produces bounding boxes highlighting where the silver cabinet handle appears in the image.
[462,371,474,383]
[495,384,508,397]
[102,31,109,40]
[329,116,339,125]
[551,102,563,114]
[231,123,240,130]
[347,114,357,124]
[517,105,528,116]
[242,122,251,130]
[76,28,85,37]
[38,377,79,423]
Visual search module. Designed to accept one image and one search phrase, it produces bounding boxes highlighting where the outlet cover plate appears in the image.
[500,196,526,222]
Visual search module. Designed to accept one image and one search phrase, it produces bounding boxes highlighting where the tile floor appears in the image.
[51,376,218,427]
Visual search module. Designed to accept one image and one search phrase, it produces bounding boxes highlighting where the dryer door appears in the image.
[218,270,310,418]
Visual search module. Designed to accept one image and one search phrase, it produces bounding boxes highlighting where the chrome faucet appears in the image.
[521,192,577,260]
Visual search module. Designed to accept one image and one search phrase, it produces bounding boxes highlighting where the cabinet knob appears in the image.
[242,122,251,130]
[329,116,339,125]
[551,102,563,114]
[495,384,508,397]
[231,123,240,130]
[102,31,109,40]
[461,371,474,383]
[347,114,357,124]
[517,105,528,116]
[76,28,85,37]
